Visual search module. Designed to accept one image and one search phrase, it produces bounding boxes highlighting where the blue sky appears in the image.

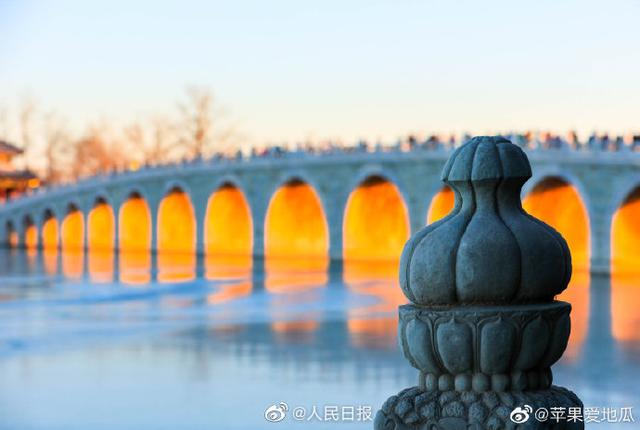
[1,0,639,147]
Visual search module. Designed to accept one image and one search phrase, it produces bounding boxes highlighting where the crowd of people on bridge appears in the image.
[208,130,640,162]
[6,130,640,201]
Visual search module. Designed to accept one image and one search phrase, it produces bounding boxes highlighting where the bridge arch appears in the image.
[611,183,640,273]
[60,203,84,278]
[41,208,59,250]
[119,191,152,284]
[343,172,410,263]
[22,214,37,250]
[263,176,330,292]
[522,174,591,358]
[264,176,329,259]
[86,196,115,282]
[426,184,455,225]
[522,174,591,270]
[61,202,84,251]
[610,182,640,343]
[205,181,253,256]
[157,185,196,282]
[88,196,115,251]
[5,220,17,248]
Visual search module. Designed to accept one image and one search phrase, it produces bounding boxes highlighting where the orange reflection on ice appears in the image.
[271,320,319,340]
[205,184,252,256]
[345,259,406,349]
[88,202,114,282]
[427,186,455,224]
[119,195,151,284]
[343,177,409,261]
[557,270,589,360]
[265,181,328,258]
[205,253,252,280]
[611,187,640,274]
[611,272,640,343]
[265,257,328,293]
[61,209,84,278]
[157,189,195,282]
[522,178,590,271]
[207,281,252,305]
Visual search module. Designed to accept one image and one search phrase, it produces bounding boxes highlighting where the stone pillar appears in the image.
[148,197,160,282]
[589,208,612,274]
[375,137,583,430]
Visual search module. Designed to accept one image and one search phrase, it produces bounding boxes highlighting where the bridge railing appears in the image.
[1,139,639,210]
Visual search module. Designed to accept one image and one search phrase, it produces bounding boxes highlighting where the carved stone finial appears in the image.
[400,136,571,305]
[375,137,583,430]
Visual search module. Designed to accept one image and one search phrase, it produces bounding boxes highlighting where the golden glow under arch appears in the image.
[522,177,591,270]
[42,210,59,250]
[522,177,591,357]
[157,188,196,282]
[61,206,84,278]
[426,186,455,225]
[88,201,115,282]
[119,194,151,284]
[6,222,17,248]
[204,184,253,280]
[343,176,410,262]
[610,186,640,343]
[264,180,329,293]
[88,201,114,252]
[265,180,328,259]
[61,207,84,251]
[205,184,253,256]
[611,186,640,274]
[23,217,38,250]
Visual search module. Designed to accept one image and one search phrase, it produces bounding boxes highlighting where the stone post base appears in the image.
[375,386,583,430]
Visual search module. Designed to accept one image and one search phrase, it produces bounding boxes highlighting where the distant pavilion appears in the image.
[0,140,39,203]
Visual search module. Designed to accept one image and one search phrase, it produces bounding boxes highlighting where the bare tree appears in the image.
[125,116,175,166]
[68,123,132,180]
[177,86,235,159]
[19,98,36,169]
[42,112,69,183]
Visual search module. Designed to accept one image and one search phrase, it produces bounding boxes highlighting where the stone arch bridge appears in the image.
[1,149,639,275]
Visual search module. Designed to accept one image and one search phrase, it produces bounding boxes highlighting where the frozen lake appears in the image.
[0,249,638,429]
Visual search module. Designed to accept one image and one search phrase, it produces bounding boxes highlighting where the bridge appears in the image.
[1,146,639,275]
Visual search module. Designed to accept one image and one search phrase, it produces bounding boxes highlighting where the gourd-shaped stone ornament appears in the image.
[400,136,572,305]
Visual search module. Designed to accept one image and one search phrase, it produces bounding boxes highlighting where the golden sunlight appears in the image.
[205,184,252,256]
[610,187,640,343]
[263,181,329,293]
[88,202,115,252]
[426,186,455,224]
[87,202,115,282]
[522,178,590,270]
[42,215,59,250]
[611,187,640,274]
[611,271,640,343]
[24,223,38,250]
[157,189,196,282]
[265,181,328,259]
[61,209,84,251]
[119,195,151,284]
[343,177,409,261]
